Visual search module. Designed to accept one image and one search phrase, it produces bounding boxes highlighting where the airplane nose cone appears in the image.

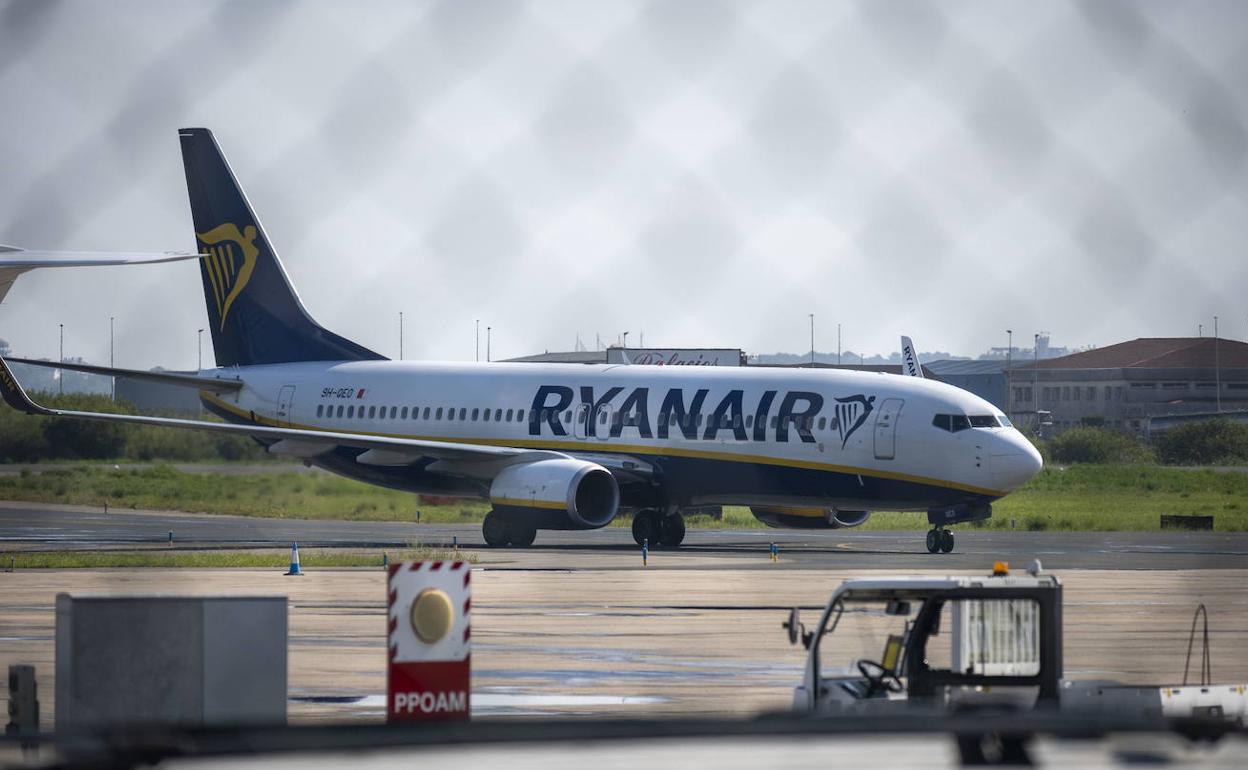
[991,432,1044,491]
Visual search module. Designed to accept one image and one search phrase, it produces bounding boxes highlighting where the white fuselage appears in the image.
[198,361,1042,514]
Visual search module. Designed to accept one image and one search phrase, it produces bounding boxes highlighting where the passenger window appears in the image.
[746,415,754,429]
[564,410,572,423]
[506,409,514,422]
[482,408,490,422]
[599,411,607,424]
[448,408,456,422]
[495,409,502,422]
[459,408,466,421]
[400,407,408,419]
[436,407,443,420]
[316,405,324,417]
[817,416,825,430]
[347,405,355,418]
[336,405,344,418]
[471,408,479,421]
[390,406,397,419]
[770,416,778,429]
[516,410,524,422]
[423,407,431,420]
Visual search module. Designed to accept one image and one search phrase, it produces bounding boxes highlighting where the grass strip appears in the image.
[1,463,1246,531]
[0,546,477,569]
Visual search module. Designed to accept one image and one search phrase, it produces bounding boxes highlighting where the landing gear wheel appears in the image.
[925,529,941,554]
[509,522,537,547]
[659,515,686,547]
[632,510,661,547]
[939,528,955,554]
[482,511,510,548]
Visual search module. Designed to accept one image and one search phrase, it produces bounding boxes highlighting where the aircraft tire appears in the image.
[482,510,511,548]
[659,514,686,547]
[632,510,661,547]
[925,529,941,554]
[510,522,538,547]
[939,529,955,553]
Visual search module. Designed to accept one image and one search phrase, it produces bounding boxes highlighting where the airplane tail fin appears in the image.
[900,336,924,378]
[178,128,385,368]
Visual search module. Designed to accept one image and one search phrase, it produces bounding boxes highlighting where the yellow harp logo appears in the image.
[197,223,259,331]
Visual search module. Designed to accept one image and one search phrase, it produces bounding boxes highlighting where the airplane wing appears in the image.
[0,245,203,303]
[6,357,243,393]
[900,335,924,378]
[0,356,557,468]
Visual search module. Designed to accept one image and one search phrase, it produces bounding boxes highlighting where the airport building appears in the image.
[1005,337,1248,435]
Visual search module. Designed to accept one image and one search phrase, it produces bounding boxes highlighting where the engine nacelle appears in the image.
[750,507,872,530]
[489,458,619,529]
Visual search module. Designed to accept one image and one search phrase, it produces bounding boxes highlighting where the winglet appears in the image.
[0,357,55,416]
[900,336,924,378]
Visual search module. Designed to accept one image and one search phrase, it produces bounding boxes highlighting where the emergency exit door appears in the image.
[874,398,904,460]
[276,385,296,427]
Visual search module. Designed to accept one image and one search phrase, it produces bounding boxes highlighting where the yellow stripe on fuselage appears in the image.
[199,392,1005,498]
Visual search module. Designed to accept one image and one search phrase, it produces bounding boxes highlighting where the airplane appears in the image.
[0,128,1043,553]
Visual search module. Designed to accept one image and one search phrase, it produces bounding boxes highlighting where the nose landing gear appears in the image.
[925,528,955,554]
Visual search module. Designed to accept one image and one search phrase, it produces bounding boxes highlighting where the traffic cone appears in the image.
[284,543,303,576]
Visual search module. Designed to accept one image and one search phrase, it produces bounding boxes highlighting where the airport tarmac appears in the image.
[3,501,1248,569]
[2,558,1247,726]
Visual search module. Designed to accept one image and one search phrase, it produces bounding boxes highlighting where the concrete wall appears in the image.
[55,595,286,729]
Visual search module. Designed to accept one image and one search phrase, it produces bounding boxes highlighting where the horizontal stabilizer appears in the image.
[5,357,242,393]
[0,246,203,303]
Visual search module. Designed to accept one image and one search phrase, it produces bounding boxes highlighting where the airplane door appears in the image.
[874,398,904,460]
[276,385,296,427]
[573,403,591,440]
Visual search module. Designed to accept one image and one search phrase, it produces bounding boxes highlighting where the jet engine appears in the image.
[750,506,872,530]
[489,458,619,529]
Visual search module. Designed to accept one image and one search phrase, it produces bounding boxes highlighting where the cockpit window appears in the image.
[935,413,1001,431]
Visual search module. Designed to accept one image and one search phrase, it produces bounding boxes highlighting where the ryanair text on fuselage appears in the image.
[528,385,876,447]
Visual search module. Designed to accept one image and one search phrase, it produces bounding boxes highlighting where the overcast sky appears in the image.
[1,0,1245,369]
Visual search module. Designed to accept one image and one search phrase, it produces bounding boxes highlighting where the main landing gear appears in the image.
[925,527,954,554]
[631,509,686,548]
[482,509,537,548]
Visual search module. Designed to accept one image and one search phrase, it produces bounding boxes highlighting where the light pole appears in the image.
[1033,333,1039,419]
[622,331,629,349]
[809,313,814,367]
[475,319,479,362]
[1006,329,1013,415]
[399,312,404,361]
[1215,316,1221,412]
[837,323,842,366]
[197,329,204,370]
[110,316,115,401]
[486,326,492,362]
[58,323,64,395]
[1199,323,1203,337]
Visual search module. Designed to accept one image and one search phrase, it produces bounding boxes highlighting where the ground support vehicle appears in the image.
[785,563,1247,723]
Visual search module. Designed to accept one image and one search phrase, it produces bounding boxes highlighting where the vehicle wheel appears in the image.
[632,510,661,547]
[510,522,537,547]
[482,510,511,547]
[659,515,686,547]
[939,529,955,553]
[925,529,941,554]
